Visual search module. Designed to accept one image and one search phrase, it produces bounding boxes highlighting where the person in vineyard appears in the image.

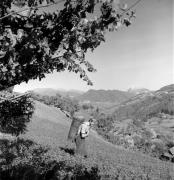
[75,116,95,157]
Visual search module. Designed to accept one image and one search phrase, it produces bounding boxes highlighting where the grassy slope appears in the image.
[147,116,174,137]
[24,101,174,180]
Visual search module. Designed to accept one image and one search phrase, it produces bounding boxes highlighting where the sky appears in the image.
[14,0,173,92]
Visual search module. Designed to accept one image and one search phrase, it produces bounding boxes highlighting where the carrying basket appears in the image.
[67,115,85,141]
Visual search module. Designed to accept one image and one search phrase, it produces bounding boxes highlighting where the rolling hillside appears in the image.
[31,88,135,104]
[112,84,174,121]
[88,84,174,115]
[32,88,84,98]
[24,101,174,179]
[76,89,134,103]
[93,84,174,159]
[128,88,150,95]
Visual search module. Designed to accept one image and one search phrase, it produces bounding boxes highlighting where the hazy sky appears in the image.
[15,0,173,92]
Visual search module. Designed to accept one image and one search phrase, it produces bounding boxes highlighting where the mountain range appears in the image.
[31,88,144,104]
[113,84,174,119]
[110,84,174,138]
[31,85,174,106]
[32,88,84,98]
[75,89,135,103]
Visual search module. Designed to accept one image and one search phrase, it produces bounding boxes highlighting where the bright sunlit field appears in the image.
[24,101,174,180]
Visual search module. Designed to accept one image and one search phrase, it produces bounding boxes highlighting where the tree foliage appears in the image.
[0,92,34,136]
[31,92,79,116]
[0,0,135,90]
[0,0,136,136]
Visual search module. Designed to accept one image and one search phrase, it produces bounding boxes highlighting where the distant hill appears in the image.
[91,85,174,161]
[76,89,135,103]
[31,88,84,98]
[128,88,150,95]
[109,84,174,141]
[31,88,136,104]
[158,84,174,93]
[113,84,174,121]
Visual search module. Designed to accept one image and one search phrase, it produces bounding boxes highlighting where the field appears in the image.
[147,116,174,137]
[23,101,174,180]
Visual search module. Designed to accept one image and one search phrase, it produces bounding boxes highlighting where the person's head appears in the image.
[88,116,95,126]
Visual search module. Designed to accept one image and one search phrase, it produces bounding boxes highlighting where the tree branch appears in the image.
[121,0,143,16]
[0,0,65,21]
[0,92,31,104]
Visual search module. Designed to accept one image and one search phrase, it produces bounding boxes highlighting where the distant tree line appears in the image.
[31,92,80,116]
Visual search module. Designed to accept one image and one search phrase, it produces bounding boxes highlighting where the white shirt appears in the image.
[78,122,90,137]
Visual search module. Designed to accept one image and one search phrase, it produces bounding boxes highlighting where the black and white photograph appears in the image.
[0,0,173,179]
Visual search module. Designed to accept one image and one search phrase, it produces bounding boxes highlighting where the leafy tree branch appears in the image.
[0,0,136,91]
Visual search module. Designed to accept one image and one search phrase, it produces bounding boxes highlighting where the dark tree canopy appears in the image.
[0,0,135,91]
[0,91,34,136]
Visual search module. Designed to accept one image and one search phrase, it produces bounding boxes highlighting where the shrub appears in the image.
[82,103,94,110]
[0,138,101,180]
[31,92,80,117]
[0,95,34,136]
[151,141,166,158]
[0,137,173,180]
